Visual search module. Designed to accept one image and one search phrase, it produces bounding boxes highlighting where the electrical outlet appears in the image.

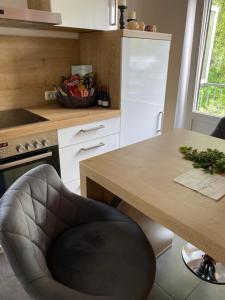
[45,91,57,101]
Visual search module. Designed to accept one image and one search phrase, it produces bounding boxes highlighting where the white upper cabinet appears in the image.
[49,0,117,30]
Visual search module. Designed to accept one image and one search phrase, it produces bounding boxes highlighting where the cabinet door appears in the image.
[60,134,120,183]
[58,117,120,148]
[120,37,170,147]
[50,0,117,30]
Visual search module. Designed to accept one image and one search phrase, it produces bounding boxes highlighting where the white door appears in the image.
[120,37,170,147]
[50,0,117,30]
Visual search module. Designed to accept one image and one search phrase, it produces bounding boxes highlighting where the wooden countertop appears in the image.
[0,103,120,141]
[80,129,225,265]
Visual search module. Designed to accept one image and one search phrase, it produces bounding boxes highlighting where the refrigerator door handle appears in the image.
[157,111,164,134]
[109,0,117,26]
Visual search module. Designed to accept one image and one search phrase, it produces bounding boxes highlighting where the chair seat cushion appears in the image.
[47,217,156,300]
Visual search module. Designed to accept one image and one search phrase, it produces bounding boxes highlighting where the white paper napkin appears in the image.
[174,169,225,201]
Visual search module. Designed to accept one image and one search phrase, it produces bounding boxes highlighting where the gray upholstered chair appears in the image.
[0,164,156,300]
[212,117,225,139]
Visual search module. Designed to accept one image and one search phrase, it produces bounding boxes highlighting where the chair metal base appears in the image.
[182,243,225,284]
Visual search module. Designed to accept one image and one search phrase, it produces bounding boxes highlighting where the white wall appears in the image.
[127,0,144,20]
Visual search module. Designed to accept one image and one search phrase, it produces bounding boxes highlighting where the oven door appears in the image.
[0,146,60,198]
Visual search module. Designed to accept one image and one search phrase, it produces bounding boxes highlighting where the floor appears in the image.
[1,236,225,300]
[148,236,225,300]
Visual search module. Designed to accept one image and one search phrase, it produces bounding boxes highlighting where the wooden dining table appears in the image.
[80,129,225,265]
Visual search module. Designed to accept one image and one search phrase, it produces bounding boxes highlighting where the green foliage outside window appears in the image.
[197,0,225,116]
[208,0,225,84]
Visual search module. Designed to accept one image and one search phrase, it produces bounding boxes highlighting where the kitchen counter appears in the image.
[0,103,121,141]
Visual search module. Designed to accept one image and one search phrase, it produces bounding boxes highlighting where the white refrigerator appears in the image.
[120,36,171,147]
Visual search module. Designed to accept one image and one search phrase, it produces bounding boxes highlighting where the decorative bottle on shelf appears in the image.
[102,87,110,108]
[97,89,103,106]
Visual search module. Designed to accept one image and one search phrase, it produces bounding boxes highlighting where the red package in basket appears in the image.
[64,75,81,97]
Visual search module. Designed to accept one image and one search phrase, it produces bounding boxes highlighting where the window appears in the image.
[195,0,225,116]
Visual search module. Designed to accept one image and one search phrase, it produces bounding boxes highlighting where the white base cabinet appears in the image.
[58,117,120,194]
[59,134,119,184]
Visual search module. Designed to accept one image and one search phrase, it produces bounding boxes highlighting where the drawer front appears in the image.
[60,134,119,182]
[65,180,81,195]
[58,117,120,148]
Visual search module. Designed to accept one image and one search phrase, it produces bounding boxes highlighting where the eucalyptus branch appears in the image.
[179,146,225,175]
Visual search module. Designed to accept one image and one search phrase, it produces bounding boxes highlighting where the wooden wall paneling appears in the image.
[0,36,79,111]
[27,0,51,11]
[79,31,121,109]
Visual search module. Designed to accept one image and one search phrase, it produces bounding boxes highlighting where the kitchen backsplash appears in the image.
[0,35,79,111]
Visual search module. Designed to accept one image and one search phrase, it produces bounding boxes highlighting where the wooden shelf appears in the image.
[0,20,171,38]
[0,20,101,34]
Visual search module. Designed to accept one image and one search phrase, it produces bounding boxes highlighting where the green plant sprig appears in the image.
[179,146,225,175]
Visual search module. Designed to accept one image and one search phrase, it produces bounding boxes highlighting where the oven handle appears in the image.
[0,152,53,171]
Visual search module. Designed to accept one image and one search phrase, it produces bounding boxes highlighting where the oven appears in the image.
[0,130,60,198]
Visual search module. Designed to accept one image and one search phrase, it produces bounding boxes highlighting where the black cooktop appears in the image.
[0,109,48,130]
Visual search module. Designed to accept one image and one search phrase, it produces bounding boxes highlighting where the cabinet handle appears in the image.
[109,0,117,26]
[80,142,105,152]
[78,125,105,134]
[157,112,164,134]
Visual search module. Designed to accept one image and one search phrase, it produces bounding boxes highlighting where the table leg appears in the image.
[182,243,225,284]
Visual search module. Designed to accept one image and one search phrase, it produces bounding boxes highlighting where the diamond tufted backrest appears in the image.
[211,117,225,139]
[0,164,80,285]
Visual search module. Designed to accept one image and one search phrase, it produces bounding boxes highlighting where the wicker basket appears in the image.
[56,92,96,108]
